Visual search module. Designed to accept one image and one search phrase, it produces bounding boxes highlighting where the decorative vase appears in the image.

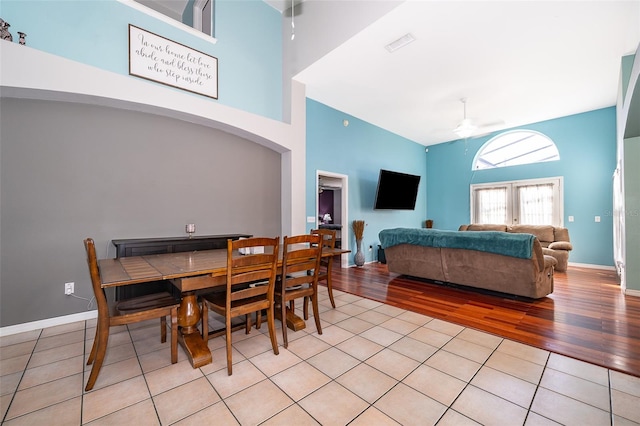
[354,239,365,267]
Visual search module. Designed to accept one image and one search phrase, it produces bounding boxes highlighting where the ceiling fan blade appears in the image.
[478,119,506,129]
[469,120,507,139]
[469,130,494,139]
[446,99,506,140]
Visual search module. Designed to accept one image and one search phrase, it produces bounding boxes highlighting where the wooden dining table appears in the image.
[98,246,348,368]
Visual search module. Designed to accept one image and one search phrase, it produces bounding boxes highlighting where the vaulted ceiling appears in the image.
[136,1,640,146]
[292,1,640,145]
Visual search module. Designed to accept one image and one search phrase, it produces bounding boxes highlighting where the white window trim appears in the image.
[470,176,564,227]
[120,0,217,45]
[193,0,213,36]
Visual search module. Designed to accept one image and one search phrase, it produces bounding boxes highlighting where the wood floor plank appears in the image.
[330,262,640,377]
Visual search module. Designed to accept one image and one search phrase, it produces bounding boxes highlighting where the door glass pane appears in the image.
[518,184,553,225]
[476,188,507,224]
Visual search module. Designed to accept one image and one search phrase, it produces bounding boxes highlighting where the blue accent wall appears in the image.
[306,99,428,265]
[426,107,616,266]
[214,0,281,116]
[0,0,281,120]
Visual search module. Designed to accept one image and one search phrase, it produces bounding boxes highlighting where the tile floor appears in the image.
[2,289,640,425]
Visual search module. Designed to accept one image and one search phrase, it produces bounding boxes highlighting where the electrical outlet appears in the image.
[65,282,74,295]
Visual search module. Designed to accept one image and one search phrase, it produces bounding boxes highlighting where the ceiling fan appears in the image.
[453,98,504,139]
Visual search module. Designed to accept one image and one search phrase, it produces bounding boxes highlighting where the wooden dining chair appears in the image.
[275,234,323,348]
[199,237,280,375]
[296,228,338,320]
[83,238,179,391]
[310,228,337,312]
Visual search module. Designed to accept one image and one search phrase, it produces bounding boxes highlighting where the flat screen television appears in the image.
[374,169,421,210]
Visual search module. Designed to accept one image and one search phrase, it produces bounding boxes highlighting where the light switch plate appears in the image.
[595,216,601,222]
[307,216,316,223]
[568,216,574,222]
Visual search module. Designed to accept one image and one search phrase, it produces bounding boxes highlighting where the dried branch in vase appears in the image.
[352,220,365,241]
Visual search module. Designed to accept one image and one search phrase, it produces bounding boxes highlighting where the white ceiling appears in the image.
[294,1,640,146]
[137,1,640,146]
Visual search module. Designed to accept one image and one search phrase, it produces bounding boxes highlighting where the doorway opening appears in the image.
[316,171,349,268]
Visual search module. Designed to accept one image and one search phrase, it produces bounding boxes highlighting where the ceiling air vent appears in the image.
[385,33,415,53]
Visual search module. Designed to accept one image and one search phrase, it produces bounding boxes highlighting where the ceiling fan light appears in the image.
[454,119,477,138]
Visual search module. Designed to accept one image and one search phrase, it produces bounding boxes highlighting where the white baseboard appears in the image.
[0,310,97,337]
[567,262,616,271]
[624,288,640,298]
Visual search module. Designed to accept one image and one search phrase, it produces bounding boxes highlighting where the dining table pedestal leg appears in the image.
[177,291,212,368]
[274,305,306,331]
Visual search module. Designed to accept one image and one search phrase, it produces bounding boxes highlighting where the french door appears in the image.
[471,177,563,226]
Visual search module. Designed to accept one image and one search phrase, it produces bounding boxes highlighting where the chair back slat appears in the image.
[230,285,269,301]
[230,269,272,285]
[283,258,318,277]
[232,253,275,268]
[285,247,317,260]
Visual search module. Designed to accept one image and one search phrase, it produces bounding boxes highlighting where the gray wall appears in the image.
[0,98,281,327]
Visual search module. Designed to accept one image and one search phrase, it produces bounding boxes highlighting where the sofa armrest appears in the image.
[549,241,573,251]
[544,255,558,269]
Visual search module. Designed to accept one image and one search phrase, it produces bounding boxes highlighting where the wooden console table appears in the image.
[112,234,251,299]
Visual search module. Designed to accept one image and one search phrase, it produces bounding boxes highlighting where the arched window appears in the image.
[472,130,559,170]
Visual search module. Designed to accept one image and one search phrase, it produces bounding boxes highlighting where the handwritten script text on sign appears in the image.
[129,25,218,99]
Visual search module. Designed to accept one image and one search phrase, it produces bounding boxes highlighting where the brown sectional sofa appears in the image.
[459,224,573,271]
[379,228,557,299]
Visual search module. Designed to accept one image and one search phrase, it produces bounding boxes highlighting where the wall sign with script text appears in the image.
[128,24,218,99]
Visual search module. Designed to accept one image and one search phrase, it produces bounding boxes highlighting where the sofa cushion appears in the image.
[508,225,554,243]
[554,227,571,242]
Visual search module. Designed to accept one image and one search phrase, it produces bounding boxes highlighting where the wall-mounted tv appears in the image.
[374,169,421,210]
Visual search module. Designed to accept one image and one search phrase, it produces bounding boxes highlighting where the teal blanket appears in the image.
[379,228,534,259]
